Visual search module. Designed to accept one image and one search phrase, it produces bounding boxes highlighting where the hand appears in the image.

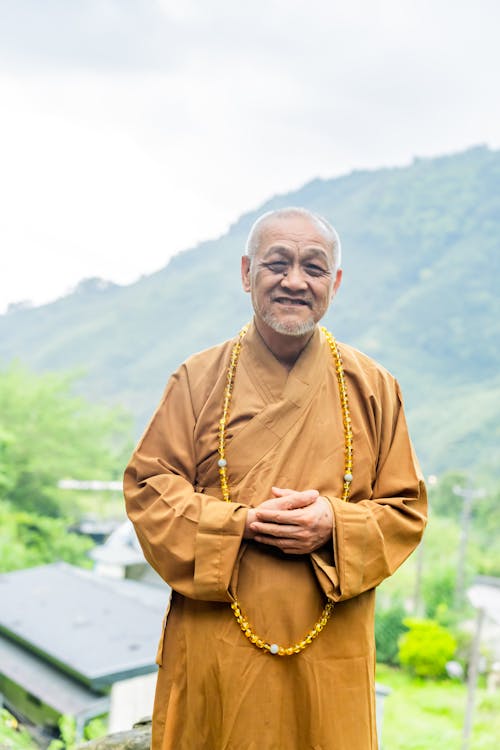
[244,487,333,554]
[244,487,317,540]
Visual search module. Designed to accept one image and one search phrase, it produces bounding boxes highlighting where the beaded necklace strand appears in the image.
[217,325,353,656]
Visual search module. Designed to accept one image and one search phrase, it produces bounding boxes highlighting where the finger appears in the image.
[257,497,302,512]
[258,497,292,510]
[272,487,319,500]
[269,489,319,509]
[254,535,307,555]
[254,508,306,525]
[250,522,304,538]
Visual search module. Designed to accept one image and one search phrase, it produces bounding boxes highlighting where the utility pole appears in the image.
[461,606,486,750]
[453,484,485,608]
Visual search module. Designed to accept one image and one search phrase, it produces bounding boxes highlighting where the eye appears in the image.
[264,261,288,273]
[304,263,328,277]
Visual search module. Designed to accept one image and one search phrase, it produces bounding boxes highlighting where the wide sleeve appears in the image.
[311,379,427,602]
[123,365,248,602]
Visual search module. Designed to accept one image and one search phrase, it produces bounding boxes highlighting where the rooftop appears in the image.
[0,634,109,719]
[0,562,170,689]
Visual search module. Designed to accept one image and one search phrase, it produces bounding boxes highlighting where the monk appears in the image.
[124,207,427,750]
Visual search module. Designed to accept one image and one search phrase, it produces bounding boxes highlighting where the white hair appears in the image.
[245,207,342,270]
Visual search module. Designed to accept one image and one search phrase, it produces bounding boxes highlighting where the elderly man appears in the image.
[124,207,427,750]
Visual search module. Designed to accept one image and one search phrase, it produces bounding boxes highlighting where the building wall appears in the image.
[0,675,59,728]
[108,673,156,733]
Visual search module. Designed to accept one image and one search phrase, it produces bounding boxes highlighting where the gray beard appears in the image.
[258,305,316,337]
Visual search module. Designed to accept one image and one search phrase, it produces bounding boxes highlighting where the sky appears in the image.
[1,0,499,313]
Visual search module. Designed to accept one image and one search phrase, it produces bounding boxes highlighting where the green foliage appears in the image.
[428,472,468,520]
[472,553,500,577]
[0,363,132,517]
[375,601,407,665]
[452,627,473,672]
[0,501,94,572]
[422,565,456,620]
[470,483,500,559]
[421,473,500,608]
[83,717,108,741]
[430,473,500,541]
[47,714,106,750]
[398,618,457,679]
[0,709,37,750]
[47,714,76,750]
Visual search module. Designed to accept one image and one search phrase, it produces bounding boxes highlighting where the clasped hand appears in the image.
[244,487,333,555]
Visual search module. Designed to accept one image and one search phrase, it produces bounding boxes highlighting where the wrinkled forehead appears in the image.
[257,216,334,257]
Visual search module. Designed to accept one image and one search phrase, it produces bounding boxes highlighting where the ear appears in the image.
[241,255,252,293]
[331,268,342,298]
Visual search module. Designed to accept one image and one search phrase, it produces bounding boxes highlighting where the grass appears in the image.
[376,664,500,749]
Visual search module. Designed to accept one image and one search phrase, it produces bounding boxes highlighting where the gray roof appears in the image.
[0,634,109,719]
[0,563,170,689]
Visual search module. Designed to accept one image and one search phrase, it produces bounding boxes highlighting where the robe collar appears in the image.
[241,318,325,406]
[197,319,330,488]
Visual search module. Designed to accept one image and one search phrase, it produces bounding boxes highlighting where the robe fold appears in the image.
[124,321,427,750]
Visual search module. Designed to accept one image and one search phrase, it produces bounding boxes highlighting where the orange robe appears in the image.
[124,322,427,750]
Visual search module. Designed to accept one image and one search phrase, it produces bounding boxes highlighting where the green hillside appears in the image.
[1,146,498,476]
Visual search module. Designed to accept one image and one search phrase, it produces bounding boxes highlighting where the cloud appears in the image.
[2,0,496,77]
[0,0,180,71]
[0,0,499,310]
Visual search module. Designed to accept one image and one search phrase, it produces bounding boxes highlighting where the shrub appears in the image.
[398,618,457,679]
[375,601,407,665]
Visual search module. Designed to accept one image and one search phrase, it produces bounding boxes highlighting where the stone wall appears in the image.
[79,718,151,750]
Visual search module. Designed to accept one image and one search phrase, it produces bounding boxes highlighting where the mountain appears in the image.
[1,146,499,476]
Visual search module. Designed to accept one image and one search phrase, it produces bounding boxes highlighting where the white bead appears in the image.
[269,643,279,654]
[344,473,353,482]
[218,458,227,467]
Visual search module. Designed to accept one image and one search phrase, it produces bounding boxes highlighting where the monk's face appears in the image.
[241,216,342,338]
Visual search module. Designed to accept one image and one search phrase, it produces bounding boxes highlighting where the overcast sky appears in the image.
[1,0,499,312]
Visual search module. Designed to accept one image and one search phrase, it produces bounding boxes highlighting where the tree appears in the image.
[0,364,132,517]
[0,502,94,572]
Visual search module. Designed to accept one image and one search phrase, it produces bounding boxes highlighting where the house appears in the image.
[88,519,164,587]
[0,562,170,743]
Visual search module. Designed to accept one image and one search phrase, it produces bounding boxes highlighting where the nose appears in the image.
[280,264,308,291]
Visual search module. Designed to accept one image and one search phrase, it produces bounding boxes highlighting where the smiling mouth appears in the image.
[273,297,311,307]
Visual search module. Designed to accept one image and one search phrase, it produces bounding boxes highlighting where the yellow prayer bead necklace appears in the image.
[218,325,353,656]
